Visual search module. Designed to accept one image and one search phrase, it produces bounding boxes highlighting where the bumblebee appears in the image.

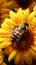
[12,22,28,42]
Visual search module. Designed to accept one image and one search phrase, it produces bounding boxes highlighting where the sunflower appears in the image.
[0,5,36,65]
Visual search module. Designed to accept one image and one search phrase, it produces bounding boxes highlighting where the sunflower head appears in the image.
[0,5,36,65]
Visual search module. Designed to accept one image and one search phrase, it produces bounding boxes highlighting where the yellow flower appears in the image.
[0,7,36,65]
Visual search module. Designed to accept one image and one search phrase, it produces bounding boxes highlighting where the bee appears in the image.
[12,22,28,42]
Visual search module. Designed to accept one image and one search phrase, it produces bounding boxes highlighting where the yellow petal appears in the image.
[16,8,29,26]
[22,8,30,24]
[4,18,16,29]
[19,8,29,24]
[0,28,9,34]
[17,8,23,14]
[31,45,36,52]
[27,11,36,24]
[31,17,36,26]
[23,8,30,20]
[24,51,32,65]
[33,36,36,39]
[0,37,11,42]
[0,41,11,49]
[16,14,23,26]
[14,52,21,64]
[8,50,17,61]
[1,22,11,30]
[0,38,6,42]
[33,30,36,34]
[33,5,36,11]
[0,30,12,38]
[1,18,16,30]
[34,40,36,45]
[9,10,16,21]
[28,48,36,60]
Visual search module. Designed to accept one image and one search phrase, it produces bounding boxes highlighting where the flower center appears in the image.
[17,0,31,8]
[12,23,33,51]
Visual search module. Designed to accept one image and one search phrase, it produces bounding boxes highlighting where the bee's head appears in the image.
[21,22,29,30]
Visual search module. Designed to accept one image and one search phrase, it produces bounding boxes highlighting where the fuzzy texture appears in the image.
[0,5,36,65]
